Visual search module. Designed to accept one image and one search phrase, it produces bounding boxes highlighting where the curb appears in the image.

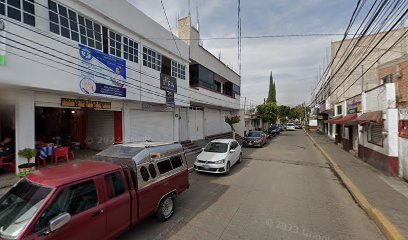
[305,131,404,240]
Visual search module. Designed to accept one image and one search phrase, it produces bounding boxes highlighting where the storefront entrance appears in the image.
[0,105,15,174]
[35,107,122,164]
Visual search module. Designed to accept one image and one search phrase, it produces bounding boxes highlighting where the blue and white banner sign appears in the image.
[79,44,127,97]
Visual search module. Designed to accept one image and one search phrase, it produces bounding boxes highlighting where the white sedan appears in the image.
[194,139,242,175]
[286,123,296,131]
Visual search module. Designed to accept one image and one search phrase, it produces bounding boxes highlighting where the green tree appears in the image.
[278,105,290,123]
[257,103,279,124]
[267,72,276,103]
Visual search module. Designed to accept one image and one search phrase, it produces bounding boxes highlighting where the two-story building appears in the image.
[0,0,241,174]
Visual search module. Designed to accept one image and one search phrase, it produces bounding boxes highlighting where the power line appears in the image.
[0,18,241,107]
[160,0,183,59]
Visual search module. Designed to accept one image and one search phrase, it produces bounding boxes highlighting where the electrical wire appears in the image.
[0,18,241,107]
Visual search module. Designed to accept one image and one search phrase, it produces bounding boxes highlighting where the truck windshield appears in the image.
[0,179,52,239]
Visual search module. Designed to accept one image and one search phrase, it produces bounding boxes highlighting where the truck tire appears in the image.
[156,194,175,222]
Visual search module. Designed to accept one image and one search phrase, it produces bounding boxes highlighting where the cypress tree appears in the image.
[267,72,276,104]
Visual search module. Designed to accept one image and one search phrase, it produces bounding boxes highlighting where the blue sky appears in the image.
[128,0,358,106]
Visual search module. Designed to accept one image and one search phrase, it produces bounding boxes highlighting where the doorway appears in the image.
[188,107,204,141]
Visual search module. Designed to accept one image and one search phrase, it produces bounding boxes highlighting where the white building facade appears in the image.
[0,0,241,174]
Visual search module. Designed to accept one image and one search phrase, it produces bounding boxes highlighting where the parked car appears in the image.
[243,131,268,147]
[287,123,296,131]
[295,124,303,129]
[194,139,242,175]
[0,142,189,240]
[269,125,280,136]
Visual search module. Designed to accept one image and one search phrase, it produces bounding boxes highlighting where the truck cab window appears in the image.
[34,181,98,232]
[105,172,125,199]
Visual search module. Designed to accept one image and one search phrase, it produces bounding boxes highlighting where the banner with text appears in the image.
[79,44,126,97]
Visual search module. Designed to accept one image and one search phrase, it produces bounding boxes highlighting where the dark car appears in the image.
[269,125,280,136]
[243,131,268,147]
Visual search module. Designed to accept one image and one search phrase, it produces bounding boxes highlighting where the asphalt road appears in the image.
[119,131,384,240]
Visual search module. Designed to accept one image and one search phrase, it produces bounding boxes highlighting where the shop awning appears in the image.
[330,114,358,125]
[352,111,383,125]
[325,116,342,124]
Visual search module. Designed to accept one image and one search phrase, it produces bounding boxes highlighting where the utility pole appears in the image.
[244,97,247,114]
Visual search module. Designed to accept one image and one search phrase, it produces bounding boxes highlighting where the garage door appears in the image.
[88,110,115,150]
[130,110,174,142]
[206,109,221,136]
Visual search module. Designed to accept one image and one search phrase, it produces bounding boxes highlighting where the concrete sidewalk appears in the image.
[309,132,408,239]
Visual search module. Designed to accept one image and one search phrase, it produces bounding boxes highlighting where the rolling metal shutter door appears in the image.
[88,111,115,150]
[130,110,174,142]
[179,108,189,141]
[206,109,221,136]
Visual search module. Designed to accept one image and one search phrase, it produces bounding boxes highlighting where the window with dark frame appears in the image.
[1,0,35,26]
[157,159,173,174]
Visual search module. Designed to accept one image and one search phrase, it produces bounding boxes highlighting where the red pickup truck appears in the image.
[0,142,189,240]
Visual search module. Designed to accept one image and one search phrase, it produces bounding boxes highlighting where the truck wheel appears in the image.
[156,194,175,222]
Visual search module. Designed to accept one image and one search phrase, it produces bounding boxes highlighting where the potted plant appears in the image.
[18,148,37,177]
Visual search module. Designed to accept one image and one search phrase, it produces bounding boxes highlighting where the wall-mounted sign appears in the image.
[61,98,111,109]
[166,91,175,108]
[347,95,362,114]
[79,44,126,98]
[160,73,177,93]
[399,120,408,139]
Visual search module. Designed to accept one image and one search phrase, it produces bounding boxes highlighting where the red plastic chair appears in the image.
[0,154,15,173]
[53,147,69,164]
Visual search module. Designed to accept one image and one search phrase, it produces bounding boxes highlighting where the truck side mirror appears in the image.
[49,213,71,232]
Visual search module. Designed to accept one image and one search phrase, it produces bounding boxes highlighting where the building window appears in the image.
[123,37,138,63]
[109,30,122,58]
[368,123,383,146]
[1,0,35,26]
[77,14,102,50]
[143,47,161,71]
[336,105,342,115]
[171,61,186,80]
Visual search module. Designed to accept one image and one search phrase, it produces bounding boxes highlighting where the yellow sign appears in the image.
[61,98,111,109]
